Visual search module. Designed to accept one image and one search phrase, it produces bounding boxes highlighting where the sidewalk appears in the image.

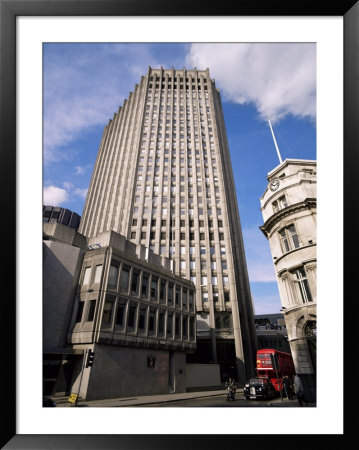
[55,389,226,407]
[54,389,316,408]
[269,397,316,407]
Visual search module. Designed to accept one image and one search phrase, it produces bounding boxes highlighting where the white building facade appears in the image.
[260,159,316,401]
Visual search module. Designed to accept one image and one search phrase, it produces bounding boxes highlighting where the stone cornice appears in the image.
[260,198,316,237]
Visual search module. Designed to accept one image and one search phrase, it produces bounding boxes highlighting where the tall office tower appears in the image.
[79,67,257,383]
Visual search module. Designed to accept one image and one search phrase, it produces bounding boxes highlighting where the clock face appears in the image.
[270,179,280,191]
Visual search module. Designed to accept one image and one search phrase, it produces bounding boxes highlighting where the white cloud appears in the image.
[186,43,316,123]
[43,185,68,206]
[75,188,88,199]
[74,165,88,175]
[242,226,277,283]
[43,183,88,206]
[43,44,163,165]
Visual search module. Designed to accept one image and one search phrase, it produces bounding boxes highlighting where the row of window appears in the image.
[75,296,196,341]
[105,263,195,311]
[133,207,223,216]
[132,218,224,228]
[149,76,208,82]
[130,230,225,241]
[143,114,212,126]
[149,84,208,91]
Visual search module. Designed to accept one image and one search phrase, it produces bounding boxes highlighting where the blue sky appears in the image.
[43,43,316,315]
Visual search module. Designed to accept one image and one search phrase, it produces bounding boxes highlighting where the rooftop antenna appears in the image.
[268,119,283,164]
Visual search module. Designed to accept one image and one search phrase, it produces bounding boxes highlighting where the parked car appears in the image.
[244,377,277,400]
[43,396,56,407]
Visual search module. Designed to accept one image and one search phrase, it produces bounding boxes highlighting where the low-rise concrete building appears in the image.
[43,221,196,401]
[260,159,316,401]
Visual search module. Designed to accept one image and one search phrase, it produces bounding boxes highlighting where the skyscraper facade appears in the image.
[79,67,256,383]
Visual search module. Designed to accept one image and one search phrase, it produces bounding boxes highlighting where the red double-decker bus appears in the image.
[256,349,295,392]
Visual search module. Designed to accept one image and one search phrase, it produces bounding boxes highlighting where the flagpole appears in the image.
[268,119,283,164]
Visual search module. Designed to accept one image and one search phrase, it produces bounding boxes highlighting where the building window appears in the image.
[279,224,300,253]
[102,298,114,325]
[151,277,158,300]
[76,301,84,323]
[127,302,137,329]
[142,273,150,297]
[183,289,187,307]
[119,265,130,292]
[131,270,140,295]
[107,265,119,290]
[272,195,288,212]
[138,305,147,333]
[167,313,173,338]
[159,280,166,303]
[87,300,96,322]
[158,310,166,337]
[215,313,232,330]
[182,316,188,339]
[168,284,174,305]
[115,298,126,328]
[175,315,181,339]
[83,267,91,285]
[94,265,102,284]
[175,287,181,306]
[292,267,313,303]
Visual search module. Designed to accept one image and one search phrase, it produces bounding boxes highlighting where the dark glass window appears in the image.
[168,284,174,305]
[138,305,147,332]
[119,266,130,292]
[131,271,140,294]
[127,303,137,328]
[151,277,158,300]
[160,280,166,303]
[142,273,149,297]
[87,300,96,322]
[148,308,157,334]
[76,301,84,323]
[115,299,126,327]
[167,313,173,338]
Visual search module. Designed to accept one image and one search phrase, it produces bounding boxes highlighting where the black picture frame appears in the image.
[1,0,356,448]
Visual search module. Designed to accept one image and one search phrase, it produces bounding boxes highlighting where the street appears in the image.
[129,393,297,407]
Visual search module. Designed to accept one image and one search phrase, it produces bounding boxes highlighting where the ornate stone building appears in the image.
[260,159,316,401]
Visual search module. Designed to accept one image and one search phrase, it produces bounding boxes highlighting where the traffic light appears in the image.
[86,350,95,368]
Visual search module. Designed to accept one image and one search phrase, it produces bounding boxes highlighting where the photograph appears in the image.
[42,42,317,410]
[2,1,355,447]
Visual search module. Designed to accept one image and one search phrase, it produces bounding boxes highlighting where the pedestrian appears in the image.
[282,375,293,400]
[293,374,307,407]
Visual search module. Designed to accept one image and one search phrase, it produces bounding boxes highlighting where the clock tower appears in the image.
[259,159,317,402]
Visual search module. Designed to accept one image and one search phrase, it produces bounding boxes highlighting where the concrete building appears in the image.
[260,159,316,401]
[78,67,257,384]
[43,205,81,229]
[43,222,87,397]
[43,221,196,400]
